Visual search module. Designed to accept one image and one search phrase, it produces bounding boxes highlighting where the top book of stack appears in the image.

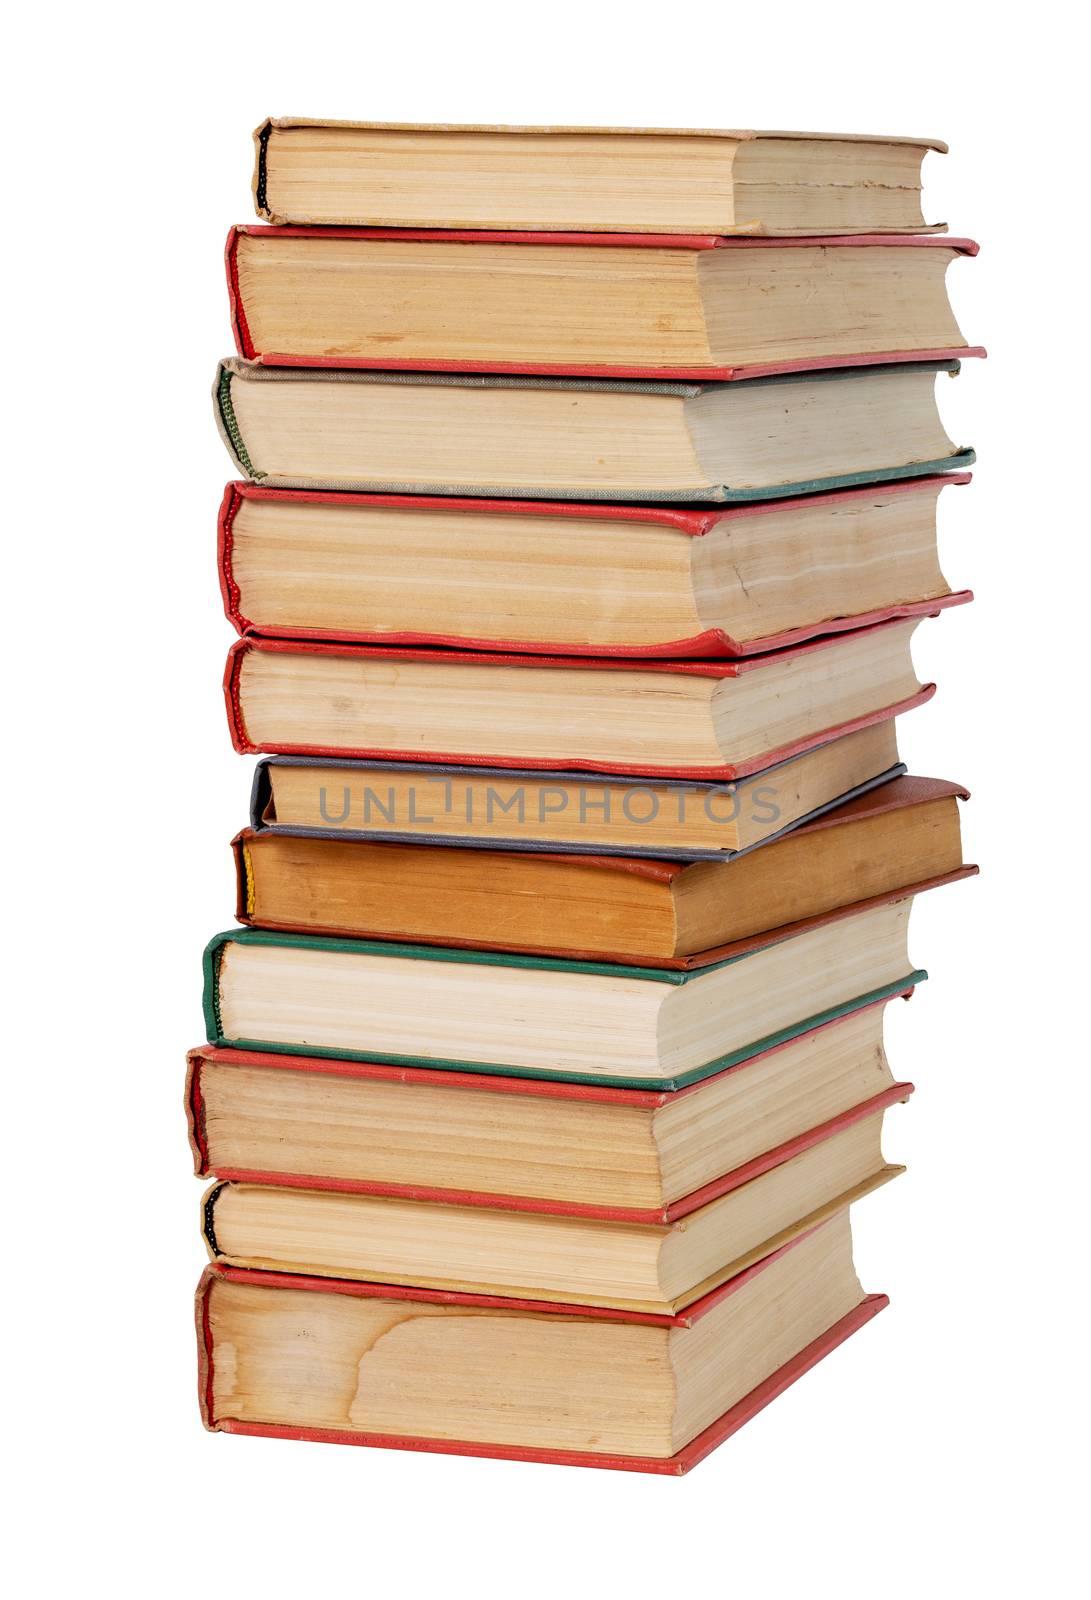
[253,120,949,235]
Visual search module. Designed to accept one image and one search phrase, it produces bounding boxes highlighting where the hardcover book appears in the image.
[253,120,947,235]
[202,892,929,1089]
[247,721,906,858]
[219,473,971,658]
[226,227,982,377]
[187,991,911,1212]
[223,618,933,780]
[198,1211,886,1472]
[233,774,972,962]
[215,357,975,503]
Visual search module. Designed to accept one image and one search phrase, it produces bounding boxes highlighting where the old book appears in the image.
[198,1210,886,1472]
[202,893,926,1089]
[226,228,981,376]
[187,993,907,1214]
[224,619,931,780]
[252,120,946,235]
[249,721,905,859]
[219,474,971,658]
[200,1095,902,1311]
[215,358,974,502]
[234,775,971,961]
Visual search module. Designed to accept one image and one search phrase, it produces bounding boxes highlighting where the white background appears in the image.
[7,3,1089,1593]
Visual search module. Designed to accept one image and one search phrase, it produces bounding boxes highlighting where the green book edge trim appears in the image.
[713,451,975,502]
[202,969,926,1094]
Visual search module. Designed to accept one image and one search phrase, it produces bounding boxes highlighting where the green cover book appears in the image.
[214,358,975,503]
[202,927,926,1092]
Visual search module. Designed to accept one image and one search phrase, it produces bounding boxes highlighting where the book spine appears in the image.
[184,1050,208,1176]
[251,121,272,221]
[222,641,251,753]
[216,483,249,633]
[225,228,255,360]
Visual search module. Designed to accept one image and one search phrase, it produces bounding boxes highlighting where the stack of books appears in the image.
[191,119,981,1474]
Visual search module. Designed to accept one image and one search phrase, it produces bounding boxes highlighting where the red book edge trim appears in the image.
[197,1263,888,1472]
[222,470,972,539]
[232,596,970,660]
[226,618,920,679]
[222,626,937,781]
[196,1079,912,1224]
[251,347,987,379]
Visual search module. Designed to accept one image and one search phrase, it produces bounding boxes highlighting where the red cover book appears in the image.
[223,620,936,781]
[218,475,973,659]
[189,1041,912,1224]
[197,1225,889,1474]
[226,226,985,380]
